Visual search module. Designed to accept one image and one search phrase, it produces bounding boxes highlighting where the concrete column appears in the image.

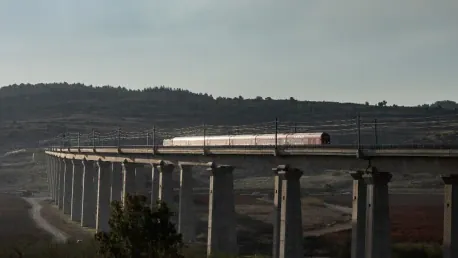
[158,163,175,209]
[442,174,458,258]
[350,170,367,258]
[96,160,111,233]
[57,158,64,210]
[81,160,97,228]
[178,164,196,243]
[135,165,151,202]
[63,159,73,215]
[53,156,59,203]
[121,161,138,206]
[47,156,54,200]
[70,159,83,222]
[110,162,123,203]
[276,165,303,258]
[151,165,160,207]
[272,167,283,258]
[206,164,238,257]
[47,156,53,200]
[363,168,392,258]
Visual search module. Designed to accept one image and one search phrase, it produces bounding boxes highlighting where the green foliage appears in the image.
[95,194,184,258]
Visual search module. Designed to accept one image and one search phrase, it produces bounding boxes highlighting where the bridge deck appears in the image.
[47,145,458,158]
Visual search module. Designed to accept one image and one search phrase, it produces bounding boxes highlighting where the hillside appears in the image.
[0,83,457,151]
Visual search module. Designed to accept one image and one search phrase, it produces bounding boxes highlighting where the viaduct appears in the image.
[42,145,458,258]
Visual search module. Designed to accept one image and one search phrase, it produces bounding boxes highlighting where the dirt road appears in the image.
[23,197,69,243]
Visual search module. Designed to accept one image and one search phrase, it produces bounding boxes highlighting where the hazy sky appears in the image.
[0,1,457,106]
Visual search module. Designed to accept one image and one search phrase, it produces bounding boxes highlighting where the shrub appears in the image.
[95,194,184,258]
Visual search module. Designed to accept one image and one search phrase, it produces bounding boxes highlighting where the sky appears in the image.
[0,1,457,106]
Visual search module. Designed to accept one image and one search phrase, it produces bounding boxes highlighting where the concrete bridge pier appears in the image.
[135,165,151,202]
[70,159,83,222]
[121,162,139,206]
[96,160,111,233]
[272,167,283,258]
[150,165,160,207]
[47,156,55,201]
[442,174,458,258]
[110,162,123,203]
[57,158,64,210]
[275,165,304,258]
[350,170,367,258]
[63,158,73,215]
[206,164,238,257]
[52,156,59,203]
[178,164,196,243]
[363,168,392,258]
[158,163,175,209]
[46,156,54,201]
[81,159,97,228]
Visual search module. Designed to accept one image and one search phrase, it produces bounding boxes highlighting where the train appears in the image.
[162,132,331,146]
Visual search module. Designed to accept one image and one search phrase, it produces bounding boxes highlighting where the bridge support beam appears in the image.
[57,158,64,210]
[135,165,151,202]
[350,170,367,258]
[206,164,238,257]
[150,165,160,207]
[81,160,97,228]
[71,159,83,222]
[178,164,196,243]
[442,174,458,258]
[63,159,73,215]
[363,168,392,258]
[274,165,304,258]
[110,162,123,203]
[121,162,139,206]
[158,163,175,210]
[96,160,111,233]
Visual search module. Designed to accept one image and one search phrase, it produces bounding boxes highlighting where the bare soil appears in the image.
[39,199,95,242]
[0,194,51,256]
[38,193,347,255]
[322,193,444,244]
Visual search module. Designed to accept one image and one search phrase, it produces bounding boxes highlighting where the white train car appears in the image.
[162,132,331,146]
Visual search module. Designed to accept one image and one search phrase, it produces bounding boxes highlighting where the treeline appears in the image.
[0,83,456,150]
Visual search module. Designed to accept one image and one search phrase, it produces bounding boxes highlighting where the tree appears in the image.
[95,194,184,258]
[377,100,387,107]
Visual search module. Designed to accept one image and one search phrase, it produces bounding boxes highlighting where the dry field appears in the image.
[192,193,349,255]
[39,192,349,256]
[0,194,51,256]
[39,200,95,241]
[323,193,444,244]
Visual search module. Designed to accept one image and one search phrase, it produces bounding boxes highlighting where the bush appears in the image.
[95,194,184,258]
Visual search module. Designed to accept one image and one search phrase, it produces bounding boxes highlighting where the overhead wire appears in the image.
[40,112,458,147]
